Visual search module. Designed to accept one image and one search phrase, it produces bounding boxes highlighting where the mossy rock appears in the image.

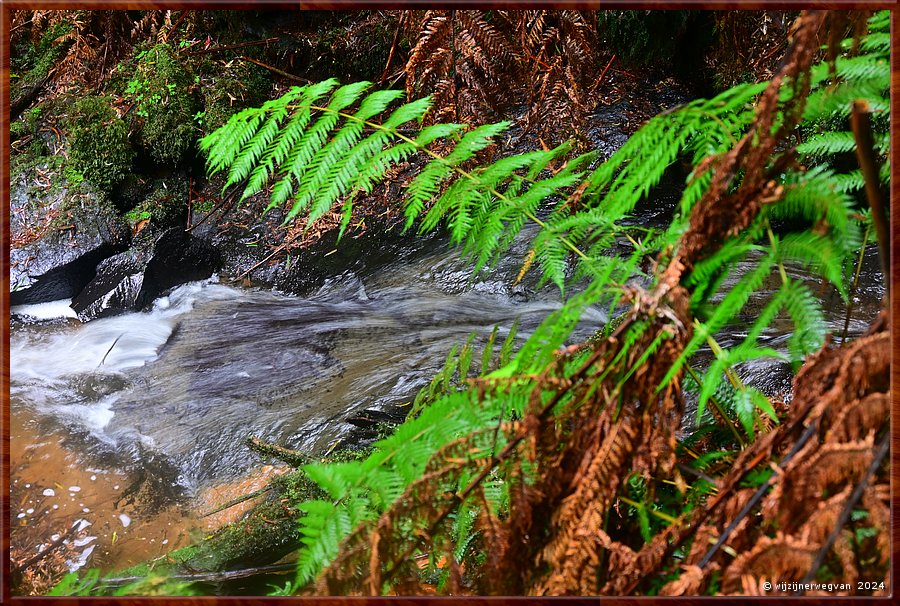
[130,44,200,164]
[124,177,189,231]
[114,472,316,582]
[66,95,134,194]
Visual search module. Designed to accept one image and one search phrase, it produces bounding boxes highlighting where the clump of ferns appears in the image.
[200,10,887,595]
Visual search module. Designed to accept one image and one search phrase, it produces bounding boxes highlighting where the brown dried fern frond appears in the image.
[404,9,603,142]
[130,10,165,41]
[405,10,520,125]
[663,326,890,595]
[722,533,818,594]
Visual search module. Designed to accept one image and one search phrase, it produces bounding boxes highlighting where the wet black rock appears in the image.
[70,248,150,320]
[10,242,128,306]
[135,228,222,309]
[71,228,223,320]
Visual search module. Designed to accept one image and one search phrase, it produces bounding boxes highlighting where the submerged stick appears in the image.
[200,486,272,518]
[13,520,81,574]
[246,436,311,467]
[101,562,296,587]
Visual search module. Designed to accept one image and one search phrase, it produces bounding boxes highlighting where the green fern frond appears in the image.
[663,250,776,390]
[696,343,783,425]
[797,131,856,156]
[196,16,892,592]
[777,232,848,299]
[782,280,827,364]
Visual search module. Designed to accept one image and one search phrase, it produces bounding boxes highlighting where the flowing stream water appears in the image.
[9,191,885,578]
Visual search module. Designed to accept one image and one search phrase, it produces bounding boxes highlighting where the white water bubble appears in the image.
[17,513,25,519]
[26,508,34,514]
[68,486,81,492]
[42,488,55,497]
[118,514,132,528]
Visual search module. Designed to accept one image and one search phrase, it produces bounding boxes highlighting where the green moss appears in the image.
[99,448,370,586]
[10,119,28,139]
[65,95,134,194]
[129,44,200,164]
[198,60,270,133]
[270,469,327,505]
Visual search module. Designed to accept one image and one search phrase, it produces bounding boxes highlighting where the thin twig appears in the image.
[185,187,240,233]
[186,37,279,57]
[231,236,296,283]
[840,221,870,344]
[162,10,188,43]
[238,55,312,84]
[379,11,407,83]
[99,333,125,367]
[696,420,819,568]
[589,54,617,97]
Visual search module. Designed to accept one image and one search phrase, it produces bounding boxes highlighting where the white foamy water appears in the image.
[11,298,78,320]
[11,282,221,382]
[10,281,234,445]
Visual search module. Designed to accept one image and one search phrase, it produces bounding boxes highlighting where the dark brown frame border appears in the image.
[1,1,896,603]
